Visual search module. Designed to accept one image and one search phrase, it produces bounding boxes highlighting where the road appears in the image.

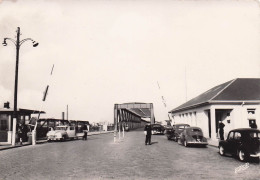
[0,129,259,180]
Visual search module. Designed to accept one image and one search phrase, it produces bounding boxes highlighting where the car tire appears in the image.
[238,149,248,162]
[184,140,188,147]
[219,145,225,156]
[177,139,181,145]
[62,136,66,142]
[174,136,177,142]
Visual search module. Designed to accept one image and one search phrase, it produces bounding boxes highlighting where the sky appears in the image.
[0,0,259,124]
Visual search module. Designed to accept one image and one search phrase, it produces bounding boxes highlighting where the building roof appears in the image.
[169,78,260,113]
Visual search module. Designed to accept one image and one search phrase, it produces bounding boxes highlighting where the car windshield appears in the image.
[153,125,161,127]
[55,127,67,130]
[250,132,260,139]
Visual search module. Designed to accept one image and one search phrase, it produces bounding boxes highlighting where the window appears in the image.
[247,109,255,115]
[234,132,241,140]
[192,128,201,132]
[178,125,185,130]
[250,132,260,139]
[228,132,234,140]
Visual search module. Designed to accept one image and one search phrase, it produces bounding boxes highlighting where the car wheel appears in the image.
[62,136,66,141]
[238,149,247,162]
[177,139,181,145]
[174,136,177,142]
[184,140,188,147]
[219,145,225,156]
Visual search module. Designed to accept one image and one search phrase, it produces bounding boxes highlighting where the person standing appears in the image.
[218,121,225,140]
[17,124,23,145]
[82,124,88,140]
[144,123,152,145]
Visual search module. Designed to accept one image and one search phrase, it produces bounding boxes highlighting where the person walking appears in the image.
[218,121,225,140]
[82,124,88,140]
[144,123,152,145]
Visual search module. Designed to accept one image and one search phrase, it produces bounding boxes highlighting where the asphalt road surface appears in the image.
[0,129,259,180]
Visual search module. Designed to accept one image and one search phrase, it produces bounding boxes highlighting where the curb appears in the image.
[0,131,114,151]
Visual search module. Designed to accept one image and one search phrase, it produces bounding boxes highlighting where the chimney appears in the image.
[62,112,65,120]
[4,101,10,109]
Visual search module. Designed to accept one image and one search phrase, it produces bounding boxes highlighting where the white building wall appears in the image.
[171,103,260,140]
[171,105,211,138]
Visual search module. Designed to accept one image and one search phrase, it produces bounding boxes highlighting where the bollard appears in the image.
[114,130,116,143]
[32,130,36,145]
[123,126,125,138]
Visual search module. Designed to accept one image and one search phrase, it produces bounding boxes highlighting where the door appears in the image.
[208,111,211,138]
[0,119,8,142]
[225,131,235,154]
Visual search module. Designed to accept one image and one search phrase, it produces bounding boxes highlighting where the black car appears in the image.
[218,128,260,162]
[166,124,190,141]
[178,127,208,147]
[151,124,165,135]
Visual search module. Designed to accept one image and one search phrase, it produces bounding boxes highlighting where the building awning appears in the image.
[0,108,45,115]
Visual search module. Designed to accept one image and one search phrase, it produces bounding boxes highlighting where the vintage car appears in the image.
[178,127,208,147]
[151,124,165,135]
[166,123,190,141]
[47,125,78,141]
[218,128,260,162]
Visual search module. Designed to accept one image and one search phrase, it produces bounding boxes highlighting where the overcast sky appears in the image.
[0,0,259,123]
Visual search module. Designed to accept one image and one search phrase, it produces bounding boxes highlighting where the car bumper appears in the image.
[152,131,164,134]
[187,141,208,145]
[47,136,62,141]
[250,153,260,157]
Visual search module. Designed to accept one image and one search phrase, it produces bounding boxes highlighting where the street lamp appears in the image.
[3,27,38,146]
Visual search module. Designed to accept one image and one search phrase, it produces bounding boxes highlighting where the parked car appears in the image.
[218,128,260,162]
[178,127,208,147]
[166,124,190,141]
[151,124,165,135]
[47,125,78,141]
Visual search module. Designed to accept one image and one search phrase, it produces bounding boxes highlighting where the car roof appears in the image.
[185,126,202,130]
[230,128,260,132]
[173,124,190,126]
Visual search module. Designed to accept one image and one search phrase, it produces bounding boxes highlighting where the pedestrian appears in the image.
[144,123,152,145]
[17,123,23,145]
[82,124,88,140]
[218,121,225,140]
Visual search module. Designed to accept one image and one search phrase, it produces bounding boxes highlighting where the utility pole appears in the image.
[67,105,69,120]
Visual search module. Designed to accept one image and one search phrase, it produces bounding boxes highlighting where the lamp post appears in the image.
[3,27,38,146]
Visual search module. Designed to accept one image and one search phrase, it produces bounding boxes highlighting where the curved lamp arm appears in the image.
[19,38,39,47]
[2,38,17,46]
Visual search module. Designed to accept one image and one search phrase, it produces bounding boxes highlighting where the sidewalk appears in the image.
[0,131,113,151]
[207,138,219,148]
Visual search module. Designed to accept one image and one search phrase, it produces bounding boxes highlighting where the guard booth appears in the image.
[0,102,45,144]
[114,102,155,132]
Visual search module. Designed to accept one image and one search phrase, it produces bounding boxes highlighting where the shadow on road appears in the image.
[150,142,158,145]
